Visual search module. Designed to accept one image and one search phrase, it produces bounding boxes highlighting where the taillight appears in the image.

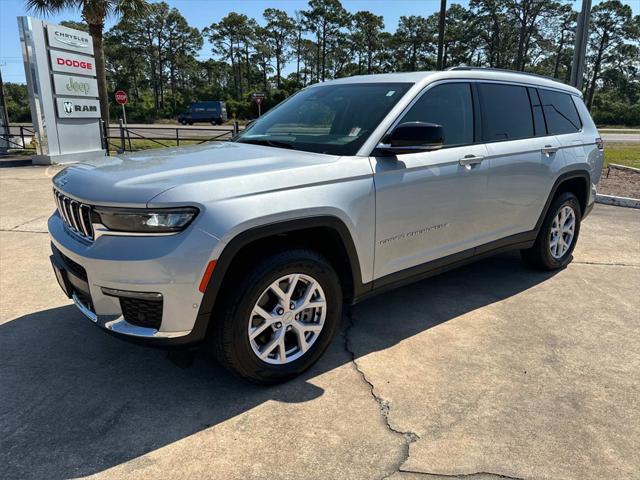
[595,137,604,150]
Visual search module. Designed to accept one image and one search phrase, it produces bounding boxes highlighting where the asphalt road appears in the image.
[1,164,639,479]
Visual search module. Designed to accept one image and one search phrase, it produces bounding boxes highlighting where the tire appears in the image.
[180,120,188,126]
[210,248,342,385]
[521,192,581,270]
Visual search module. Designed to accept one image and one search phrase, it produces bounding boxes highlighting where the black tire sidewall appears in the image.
[538,193,582,269]
[216,250,342,383]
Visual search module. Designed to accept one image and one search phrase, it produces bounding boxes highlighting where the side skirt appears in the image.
[351,230,536,304]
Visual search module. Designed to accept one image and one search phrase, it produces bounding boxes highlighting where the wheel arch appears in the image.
[535,170,591,231]
[197,216,365,322]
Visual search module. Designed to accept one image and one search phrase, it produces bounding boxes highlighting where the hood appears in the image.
[52,141,338,206]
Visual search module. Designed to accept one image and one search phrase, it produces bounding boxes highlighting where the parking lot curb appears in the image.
[596,193,640,209]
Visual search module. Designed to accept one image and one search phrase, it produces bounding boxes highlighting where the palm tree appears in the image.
[25,0,149,125]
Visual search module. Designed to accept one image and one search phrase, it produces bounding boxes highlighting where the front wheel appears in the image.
[210,249,342,384]
[521,192,582,270]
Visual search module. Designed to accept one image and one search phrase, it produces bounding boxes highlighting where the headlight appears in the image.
[93,207,198,233]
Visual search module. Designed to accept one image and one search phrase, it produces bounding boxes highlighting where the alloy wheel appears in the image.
[248,273,326,365]
[549,205,576,259]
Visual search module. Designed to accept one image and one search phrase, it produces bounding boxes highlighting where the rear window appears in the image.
[479,83,534,141]
[401,82,474,147]
[539,89,582,134]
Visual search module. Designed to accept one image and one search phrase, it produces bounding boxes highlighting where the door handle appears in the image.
[459,154,484,167]
[542,145,559,155]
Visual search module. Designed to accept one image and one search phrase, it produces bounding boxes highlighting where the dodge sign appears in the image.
[50,51,95,76]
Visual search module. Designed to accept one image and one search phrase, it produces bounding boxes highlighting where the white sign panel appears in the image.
[47,24,94,55]
[56,97,101,119]
[53,74,98,98]
[50,50,96,76]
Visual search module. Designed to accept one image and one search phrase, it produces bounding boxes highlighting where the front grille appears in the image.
[53,189,94,240]
[120,297,163,330]
[52,244,88,281]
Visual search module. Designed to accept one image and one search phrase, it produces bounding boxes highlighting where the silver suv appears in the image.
[49,68,604,384]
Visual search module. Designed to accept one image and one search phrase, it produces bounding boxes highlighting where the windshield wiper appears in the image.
[239,138,296,150]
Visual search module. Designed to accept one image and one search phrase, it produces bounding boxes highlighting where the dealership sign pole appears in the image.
[18,17,104,164]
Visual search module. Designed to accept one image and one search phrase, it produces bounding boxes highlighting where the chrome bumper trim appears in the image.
[72,292,97,323]
[72,293,191,339]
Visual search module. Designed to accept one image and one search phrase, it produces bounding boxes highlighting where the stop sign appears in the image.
[115,90,128,105]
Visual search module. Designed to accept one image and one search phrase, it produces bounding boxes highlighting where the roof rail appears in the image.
[446,66,563,84]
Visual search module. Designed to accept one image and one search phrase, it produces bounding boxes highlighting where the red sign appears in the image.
[115,90,128,105]
[255,97,263,106]
[56,57,93,71]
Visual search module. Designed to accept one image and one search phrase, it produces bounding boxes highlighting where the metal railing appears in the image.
[101,121,242,154]
[0,125,37,151]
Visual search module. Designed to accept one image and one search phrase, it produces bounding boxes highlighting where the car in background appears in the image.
[178,101,227,125]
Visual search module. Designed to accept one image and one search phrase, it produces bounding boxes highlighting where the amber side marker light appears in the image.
[199,260,217,293]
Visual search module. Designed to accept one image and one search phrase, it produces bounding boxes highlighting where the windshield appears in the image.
[235,82,413,155]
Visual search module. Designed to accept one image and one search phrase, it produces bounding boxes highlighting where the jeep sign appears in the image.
[50,51,95,76]
[55,98,101,118]
[53,74,98,98]
[47,24,94,55]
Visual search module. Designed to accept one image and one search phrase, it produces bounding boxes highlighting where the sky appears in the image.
[1,0,637,84]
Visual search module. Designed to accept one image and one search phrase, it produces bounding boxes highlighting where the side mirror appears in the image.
[376,122,444,155]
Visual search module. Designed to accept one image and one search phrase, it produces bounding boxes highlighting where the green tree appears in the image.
[26,0,149,125]
[263,8,295,88]
[585,0,638,109]
[351,11,385,74]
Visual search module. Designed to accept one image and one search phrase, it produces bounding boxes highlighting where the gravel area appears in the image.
[599,165,640,199]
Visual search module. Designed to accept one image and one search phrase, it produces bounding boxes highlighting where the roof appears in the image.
[313,68,581,96]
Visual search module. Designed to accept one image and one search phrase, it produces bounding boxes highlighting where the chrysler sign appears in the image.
[52,74,98,97]
[50,51,95,76]
[55,98,101,118]
[47,24,94,55]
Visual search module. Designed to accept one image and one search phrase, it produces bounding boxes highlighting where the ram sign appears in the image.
[19,16,103,164]
[55,98,101,118]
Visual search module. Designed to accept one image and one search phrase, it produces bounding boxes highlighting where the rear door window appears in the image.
[527,88,547,137]
[401,82,474,147]
[479,83,534,141]
[538,89,582,134]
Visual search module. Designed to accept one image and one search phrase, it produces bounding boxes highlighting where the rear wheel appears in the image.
[180,119,188,125]
[521,192,581,270]
[210,249,342,384]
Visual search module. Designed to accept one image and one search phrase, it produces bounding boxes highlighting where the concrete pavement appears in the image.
[1,165,639,480]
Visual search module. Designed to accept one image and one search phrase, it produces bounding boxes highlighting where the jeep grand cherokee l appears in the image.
[49,68,604,384]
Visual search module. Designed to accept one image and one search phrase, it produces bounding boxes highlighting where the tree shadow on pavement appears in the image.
[0,251,558,479]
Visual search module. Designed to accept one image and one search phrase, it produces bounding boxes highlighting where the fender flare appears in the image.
[534,170,591,231]
[197,215,364,319]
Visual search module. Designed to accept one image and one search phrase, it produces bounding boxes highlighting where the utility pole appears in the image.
[570,0,592,90]
[0,69,9,155]
[436,0,447,70]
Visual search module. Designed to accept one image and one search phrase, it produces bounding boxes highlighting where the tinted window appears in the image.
[528,88,547,137]
[401,83,474,147]
[479,83,534,141]
[539,89,581,134]
[236,83,412,156]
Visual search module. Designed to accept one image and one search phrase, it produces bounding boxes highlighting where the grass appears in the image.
[604,143,640,169]
[108,139,203,151]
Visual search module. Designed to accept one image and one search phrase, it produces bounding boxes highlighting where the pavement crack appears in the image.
[398,469,524,479]
[573,261,639,267]
[342,309,420,480]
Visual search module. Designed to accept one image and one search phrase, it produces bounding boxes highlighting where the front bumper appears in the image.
[49,212,218,347]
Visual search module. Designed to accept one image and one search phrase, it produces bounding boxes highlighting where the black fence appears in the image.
[0,125,37,151]
[101,121,242,154]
